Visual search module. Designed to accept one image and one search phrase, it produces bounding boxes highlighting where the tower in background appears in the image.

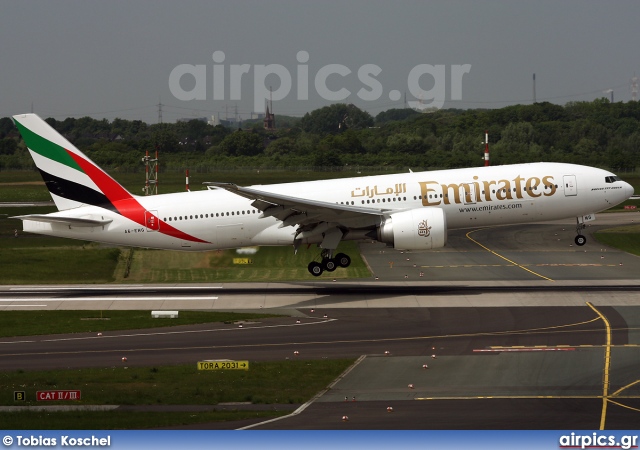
[263,87,276,130]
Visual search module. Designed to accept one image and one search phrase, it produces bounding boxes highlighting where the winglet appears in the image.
[203,181,239,190]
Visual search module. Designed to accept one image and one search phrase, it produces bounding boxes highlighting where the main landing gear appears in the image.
[307,249,351,277]
[575,218,587,246]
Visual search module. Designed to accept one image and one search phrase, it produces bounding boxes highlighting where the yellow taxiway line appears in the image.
[465,229,554,281]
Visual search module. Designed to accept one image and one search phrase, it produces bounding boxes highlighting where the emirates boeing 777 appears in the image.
[11,113,634,276]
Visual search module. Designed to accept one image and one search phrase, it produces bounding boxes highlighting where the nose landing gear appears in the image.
[575,218,587,246]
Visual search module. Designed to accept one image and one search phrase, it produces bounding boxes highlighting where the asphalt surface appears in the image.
[1,212,639,429]
[2,306,639,429]
[360,213,640,282]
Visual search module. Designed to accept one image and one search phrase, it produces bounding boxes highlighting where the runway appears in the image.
[2,281,640,310]
[1,213,638,311]
[1,212,639,429]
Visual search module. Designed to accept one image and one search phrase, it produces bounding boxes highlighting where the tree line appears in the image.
[1,98,639,173]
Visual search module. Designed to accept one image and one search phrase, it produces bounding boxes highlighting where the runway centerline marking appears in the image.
[465,228,555,281]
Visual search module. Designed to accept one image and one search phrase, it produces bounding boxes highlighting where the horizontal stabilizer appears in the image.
[12,215,113,228]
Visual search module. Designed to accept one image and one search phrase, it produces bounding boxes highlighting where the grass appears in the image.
[0,246,121,284]
[1,171,373,284]
[0,184,51,202]
[0,202,371,284]
[0,206,123,284]
[0,311,282,338]
[119,241,370,283]
[1,360,356,406]
[0,238,370,284]
[0,359,354,428]
[0,171,44,183]
[594,224,640,257]
[0,206,77,250]
[0,172,49,202]
[0,360,354,406]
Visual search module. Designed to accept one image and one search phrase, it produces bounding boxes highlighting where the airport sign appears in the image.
[36,390,81,401]
[232,258,253,264]
[197,360,249,371]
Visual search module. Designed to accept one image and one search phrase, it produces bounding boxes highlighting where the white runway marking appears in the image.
[0,305,47,307]
[0,297,219,302]
[0,318,337,345]
[9,286,223,291]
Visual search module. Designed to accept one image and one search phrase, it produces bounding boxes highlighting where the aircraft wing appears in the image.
[12,215,113,228]
[204,182,387,229]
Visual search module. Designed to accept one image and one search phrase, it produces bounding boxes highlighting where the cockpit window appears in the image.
[605,176,622,183]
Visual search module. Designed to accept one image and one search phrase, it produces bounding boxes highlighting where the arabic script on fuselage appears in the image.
[351,183,407,198]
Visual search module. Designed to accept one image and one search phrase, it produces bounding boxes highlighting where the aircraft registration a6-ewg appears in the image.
[11,113,635,276]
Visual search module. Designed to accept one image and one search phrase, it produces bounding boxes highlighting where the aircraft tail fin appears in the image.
[12,113,134,212]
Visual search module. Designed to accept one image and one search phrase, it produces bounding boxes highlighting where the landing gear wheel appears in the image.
[308,261,323,277]
[335,252,351,268]
[323,258,337,272]
[575,235,586,246]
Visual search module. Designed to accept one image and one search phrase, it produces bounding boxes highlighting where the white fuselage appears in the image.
[22,162,633,250]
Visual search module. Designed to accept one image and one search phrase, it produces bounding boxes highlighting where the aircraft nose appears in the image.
[624,181,635,199]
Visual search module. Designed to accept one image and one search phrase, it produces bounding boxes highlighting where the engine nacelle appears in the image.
[377,208,447,250]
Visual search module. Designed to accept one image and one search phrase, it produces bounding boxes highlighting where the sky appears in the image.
[1,0,638,123]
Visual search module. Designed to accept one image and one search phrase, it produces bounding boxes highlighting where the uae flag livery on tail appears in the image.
[13,115,132,212]
[12,114,208,244]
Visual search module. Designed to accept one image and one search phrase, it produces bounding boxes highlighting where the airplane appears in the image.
[10,113,635,277]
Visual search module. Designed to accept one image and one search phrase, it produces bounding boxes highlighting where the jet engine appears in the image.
[375,208,447,250]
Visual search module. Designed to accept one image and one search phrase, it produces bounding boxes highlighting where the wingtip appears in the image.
[203,181,238,189]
